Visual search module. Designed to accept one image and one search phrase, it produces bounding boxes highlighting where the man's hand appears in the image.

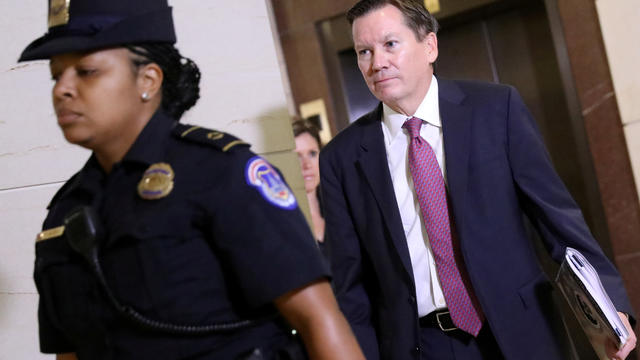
[605,312,636,360]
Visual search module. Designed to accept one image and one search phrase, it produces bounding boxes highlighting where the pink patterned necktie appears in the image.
[402,117,483,336]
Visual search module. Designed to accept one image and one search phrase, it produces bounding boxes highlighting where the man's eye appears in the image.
[358,49,370,56]
[386,40,398,48]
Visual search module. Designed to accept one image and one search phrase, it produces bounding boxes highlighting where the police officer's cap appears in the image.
[19,0,176,61]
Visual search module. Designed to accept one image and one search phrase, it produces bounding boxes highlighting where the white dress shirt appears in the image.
[381,75,447,317]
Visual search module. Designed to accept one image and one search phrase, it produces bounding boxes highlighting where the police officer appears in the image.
[20,1,365,359]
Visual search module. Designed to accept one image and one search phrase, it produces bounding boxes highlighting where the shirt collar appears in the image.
[122,110,177,166]
[382,75,440,139]
[63,154,104,200]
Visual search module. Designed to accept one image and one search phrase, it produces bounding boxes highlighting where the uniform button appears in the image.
[408,295,416,304]
[414,346,421,354]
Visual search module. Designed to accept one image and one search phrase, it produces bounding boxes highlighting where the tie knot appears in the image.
[402,117,423,138]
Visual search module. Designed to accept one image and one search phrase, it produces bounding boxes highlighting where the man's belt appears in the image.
[419,309,457,332]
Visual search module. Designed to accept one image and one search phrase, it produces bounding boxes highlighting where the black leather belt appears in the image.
[419,309,457,332]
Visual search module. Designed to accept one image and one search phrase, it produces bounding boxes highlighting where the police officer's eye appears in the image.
[50,67,61,81]
[385,40,398,48]
[77,67,97,77]
[310,150,318,158]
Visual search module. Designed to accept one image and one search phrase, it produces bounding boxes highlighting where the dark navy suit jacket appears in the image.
[320,78,634,359]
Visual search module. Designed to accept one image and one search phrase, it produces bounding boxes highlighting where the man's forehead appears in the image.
[353,29,400,47]
[352,6,408,36]
[354,4,403,24]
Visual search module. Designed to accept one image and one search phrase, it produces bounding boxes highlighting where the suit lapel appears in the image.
[356,105,415,279]
[439,79,471,231]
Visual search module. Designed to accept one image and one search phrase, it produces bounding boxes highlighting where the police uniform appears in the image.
[34,110,329,359]
[22,1,328,357]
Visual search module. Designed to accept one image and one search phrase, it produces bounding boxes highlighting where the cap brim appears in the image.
[19,34,106,61]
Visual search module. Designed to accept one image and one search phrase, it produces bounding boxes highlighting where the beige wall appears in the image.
[0,1,304,358]
[595,0,640,194]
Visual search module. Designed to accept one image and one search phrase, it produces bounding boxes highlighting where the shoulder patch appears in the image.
[173,123,250,152]
[245,156,297,210]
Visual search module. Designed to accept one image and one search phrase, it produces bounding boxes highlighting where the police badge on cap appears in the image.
[48,0,70,28]
[19,0,176,61]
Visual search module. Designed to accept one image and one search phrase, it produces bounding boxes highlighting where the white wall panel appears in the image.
[624,123,640,193]
[596,0,640,197]
[172,0,293,154]
[596,0,640,126]
[0,294,48,359]
[0,184,60,359]
[0,185,59,293]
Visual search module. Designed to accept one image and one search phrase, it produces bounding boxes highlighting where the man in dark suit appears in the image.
[319,0,637,359]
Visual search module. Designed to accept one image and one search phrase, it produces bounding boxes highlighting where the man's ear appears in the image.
[137,62,163,102]
[425,32,438,64]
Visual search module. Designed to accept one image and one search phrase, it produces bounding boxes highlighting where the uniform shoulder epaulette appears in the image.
[47,172,81,210]
[172,123,250,152]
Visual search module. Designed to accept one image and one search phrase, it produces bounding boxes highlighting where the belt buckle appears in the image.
[436,311,457,332]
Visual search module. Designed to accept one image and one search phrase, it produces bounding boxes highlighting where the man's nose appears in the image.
[372,50,388,71]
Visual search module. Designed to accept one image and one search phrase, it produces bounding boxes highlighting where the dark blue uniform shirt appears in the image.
[34,111,329,359]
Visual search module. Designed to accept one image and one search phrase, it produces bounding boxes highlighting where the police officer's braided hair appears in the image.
[126,44,201,120]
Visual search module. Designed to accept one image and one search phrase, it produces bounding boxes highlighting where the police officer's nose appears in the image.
[52,69,77,100]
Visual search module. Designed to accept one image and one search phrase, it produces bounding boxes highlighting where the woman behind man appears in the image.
[293,119,325,254]
[20,0,363,359]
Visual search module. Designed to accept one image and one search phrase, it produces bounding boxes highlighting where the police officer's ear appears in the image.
[137,62,163,103]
